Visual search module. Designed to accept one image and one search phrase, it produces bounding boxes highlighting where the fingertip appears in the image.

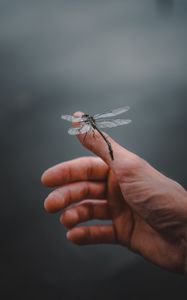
[66,228,85,245]
[40,164,64,187]
[66,229,78,243]
[72,111,121,164]
[66,230,72,240]
[73,111,84,117]
[41,171,47,185]
[41,169,53,187]
[60,210,79,228]
[44,192,59,213]
[43,196,51,213]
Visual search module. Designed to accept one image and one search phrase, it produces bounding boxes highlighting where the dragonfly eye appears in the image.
[82,114,89,121]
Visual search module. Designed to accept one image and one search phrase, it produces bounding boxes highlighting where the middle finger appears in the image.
[44,181,107,213]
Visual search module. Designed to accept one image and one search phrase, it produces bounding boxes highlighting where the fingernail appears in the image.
[66,231,71,240]
[73,111,83,117]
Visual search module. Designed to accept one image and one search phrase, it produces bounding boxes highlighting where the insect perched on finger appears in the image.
[61,106,131,160]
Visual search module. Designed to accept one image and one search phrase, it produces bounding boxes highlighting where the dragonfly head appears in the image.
[81,113,90,121]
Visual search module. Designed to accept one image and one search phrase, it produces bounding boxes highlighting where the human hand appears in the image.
[41,121,187,274]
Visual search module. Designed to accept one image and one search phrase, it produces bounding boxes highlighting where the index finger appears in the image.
[41,156,108,187]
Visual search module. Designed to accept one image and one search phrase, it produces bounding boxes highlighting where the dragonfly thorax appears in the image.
[82,114,95,124]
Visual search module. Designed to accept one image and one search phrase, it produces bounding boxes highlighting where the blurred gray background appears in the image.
[0,0,187,299]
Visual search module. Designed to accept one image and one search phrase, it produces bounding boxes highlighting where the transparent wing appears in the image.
[61,114,83,122]
[94,106,130,120]
[96,119,131,128]
[68,124,91,135]
[68,126,82,135]
[80,124,92,134]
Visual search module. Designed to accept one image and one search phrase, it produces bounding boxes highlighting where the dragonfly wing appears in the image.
[94,106,130,119]
[68,124,91,135]
[79,124,92,134]
[96,119,131,128]
[68,126,82,135]
[61,114,83,122]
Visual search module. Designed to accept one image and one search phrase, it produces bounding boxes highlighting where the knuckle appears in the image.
[63,187,71,208]
[83,181,90,199]
[86,157,94,179]
[87,202,94,219]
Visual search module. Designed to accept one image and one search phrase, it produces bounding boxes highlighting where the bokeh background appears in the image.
[0,0,187,299]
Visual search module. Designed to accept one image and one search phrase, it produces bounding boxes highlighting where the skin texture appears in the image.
[41,115,187,275]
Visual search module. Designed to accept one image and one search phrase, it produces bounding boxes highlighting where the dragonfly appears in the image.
[61,106,131,160]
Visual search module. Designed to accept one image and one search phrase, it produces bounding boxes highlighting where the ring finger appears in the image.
[60,199,111,228]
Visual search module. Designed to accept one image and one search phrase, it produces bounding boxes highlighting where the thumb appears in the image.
[74,112,135,171]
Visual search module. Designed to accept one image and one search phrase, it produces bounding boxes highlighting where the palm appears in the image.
[106,169,184,272]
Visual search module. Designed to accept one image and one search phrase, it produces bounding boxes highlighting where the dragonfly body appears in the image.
[61,107,131,160]
[82,114,114,160]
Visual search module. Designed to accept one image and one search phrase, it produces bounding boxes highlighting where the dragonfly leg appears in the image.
[92,128,96,138]
[95,128,114,160]
[107,140,114,160]
[83,132,88,143]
